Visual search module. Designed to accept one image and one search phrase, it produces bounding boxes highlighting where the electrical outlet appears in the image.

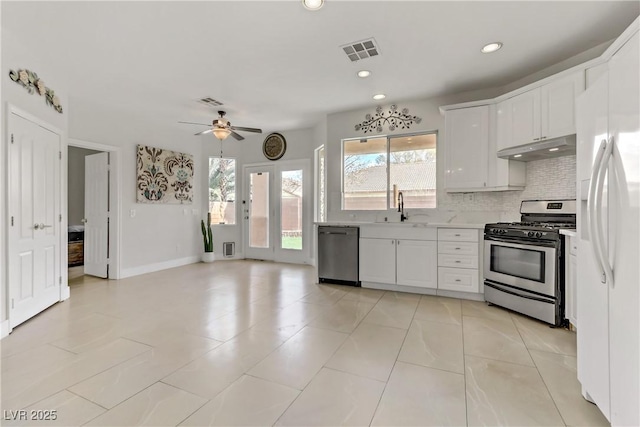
[463,193,475,202]
[130,209,136,218]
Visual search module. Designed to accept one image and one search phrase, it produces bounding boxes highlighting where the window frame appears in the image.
[208,156,237,226]
[341,130,438,211]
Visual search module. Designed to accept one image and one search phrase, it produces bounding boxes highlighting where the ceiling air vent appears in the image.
[341,38,380,62]
[198,97,224,107]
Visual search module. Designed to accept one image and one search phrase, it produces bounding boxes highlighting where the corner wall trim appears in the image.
[1,320,10,339]
[120,255,200,279]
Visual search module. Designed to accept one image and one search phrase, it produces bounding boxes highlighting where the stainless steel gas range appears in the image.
[484,200,576,326]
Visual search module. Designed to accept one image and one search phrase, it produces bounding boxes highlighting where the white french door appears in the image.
[8,110,62,328]
[243,160,311,264]
[84,152,109,278]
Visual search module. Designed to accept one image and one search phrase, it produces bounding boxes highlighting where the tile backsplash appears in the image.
[439,155,576,218]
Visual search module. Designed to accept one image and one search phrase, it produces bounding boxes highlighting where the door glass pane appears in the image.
[281,170,303,250]
[343,137,387,210]
[389,133,437,209]
[491,245,545,282]
[249,172,269,249]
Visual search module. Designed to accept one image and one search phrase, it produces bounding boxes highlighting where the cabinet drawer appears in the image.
[438,253,479,269]
[437,241,478,256]
[437,228,478,242]
[438,267,479,293]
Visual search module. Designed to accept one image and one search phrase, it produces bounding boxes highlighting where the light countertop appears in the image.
[560,228,577,237]
[315,221,486,229]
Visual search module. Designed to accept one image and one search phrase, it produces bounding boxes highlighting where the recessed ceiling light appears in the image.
[549,147,560,152]
[481,42,503,54]
[302,0,324,11]
[514,154,522,158]
[373,94,386,100]
[357,70,371,78]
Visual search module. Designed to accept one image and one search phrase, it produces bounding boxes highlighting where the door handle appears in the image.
[81,218,87,224]
[595,136,615,285]
[588,139,608,284]
[39,223,53,229]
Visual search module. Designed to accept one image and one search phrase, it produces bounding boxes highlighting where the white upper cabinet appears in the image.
[498,71,585,150]
[444,105,489,190]
[444,105,525,192]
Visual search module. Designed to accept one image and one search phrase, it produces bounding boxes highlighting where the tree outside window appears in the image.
[209,157,236,224]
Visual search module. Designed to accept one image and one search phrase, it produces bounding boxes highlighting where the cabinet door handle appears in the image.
[391,240,395,245]
[455,247,461,250]
[455,260,461,263]
[533,138,540,141]
[454,234,461,237]
[455,279,461,282]
[541,136,547,139]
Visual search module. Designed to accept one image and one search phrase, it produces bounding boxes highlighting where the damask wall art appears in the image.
[136,145,194,204]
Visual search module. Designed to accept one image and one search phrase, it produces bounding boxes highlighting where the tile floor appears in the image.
[1,260,609,426]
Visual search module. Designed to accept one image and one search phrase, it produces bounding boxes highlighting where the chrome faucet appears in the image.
[397,191,407,222]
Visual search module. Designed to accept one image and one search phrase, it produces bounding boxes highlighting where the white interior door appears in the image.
[244,165,274,260]
[8,111,61,328]
[84,152,109,278]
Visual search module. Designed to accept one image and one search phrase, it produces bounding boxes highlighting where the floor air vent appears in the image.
[341,38,380,62]
[223,242,235,257]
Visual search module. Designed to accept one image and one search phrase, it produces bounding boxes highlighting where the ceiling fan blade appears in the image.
[230,131,245,141]
[231,126,262,133]
[194,129,213,136]
[179,121,210,126]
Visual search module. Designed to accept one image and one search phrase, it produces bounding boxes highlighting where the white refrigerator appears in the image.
[576,23,639,426]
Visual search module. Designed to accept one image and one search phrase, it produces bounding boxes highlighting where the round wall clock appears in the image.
[262,133,287,161]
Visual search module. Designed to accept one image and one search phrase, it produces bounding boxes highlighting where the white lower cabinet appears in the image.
[396,240,437,288]
[359,238,396,284]
[359,237,437,289]
[437,228,481,293]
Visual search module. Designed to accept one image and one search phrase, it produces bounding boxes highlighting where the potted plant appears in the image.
[201,212,215,263]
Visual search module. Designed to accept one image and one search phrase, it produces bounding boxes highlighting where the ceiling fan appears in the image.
[179,111,262,141]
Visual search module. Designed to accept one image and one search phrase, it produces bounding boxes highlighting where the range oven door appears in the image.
[483,238,557,297]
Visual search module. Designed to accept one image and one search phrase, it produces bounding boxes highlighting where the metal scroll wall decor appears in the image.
[354,105,422,133]
[136,145,194,204]
[8,68,63,113]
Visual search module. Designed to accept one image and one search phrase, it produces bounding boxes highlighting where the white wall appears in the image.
[68,146,101,226]
[1,26,70,327]
[325,87,505,223]
[324,89,578,224]
[69,99,203,277]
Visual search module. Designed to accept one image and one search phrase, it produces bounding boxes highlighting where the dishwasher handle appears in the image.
[319,231,348,235]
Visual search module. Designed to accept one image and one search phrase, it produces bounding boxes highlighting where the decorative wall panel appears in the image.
[136,145,194,204]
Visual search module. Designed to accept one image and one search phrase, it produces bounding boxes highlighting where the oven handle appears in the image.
[484,282,554,304]
[588,138,608,284]
[483,237,557,250]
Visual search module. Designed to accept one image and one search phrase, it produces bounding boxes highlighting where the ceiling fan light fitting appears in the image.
[302,0,324,11]
[213,128,231,140]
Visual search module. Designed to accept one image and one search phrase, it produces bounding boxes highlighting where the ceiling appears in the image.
[3,1,638,134]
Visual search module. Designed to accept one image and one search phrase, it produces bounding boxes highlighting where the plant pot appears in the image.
[201,252,215,263]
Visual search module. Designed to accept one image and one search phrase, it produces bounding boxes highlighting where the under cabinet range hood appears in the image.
[497,135,576,161]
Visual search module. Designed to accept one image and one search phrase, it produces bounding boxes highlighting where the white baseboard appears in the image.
[361,282,484,301]
[120,255,200,279]
[1,320,10,339]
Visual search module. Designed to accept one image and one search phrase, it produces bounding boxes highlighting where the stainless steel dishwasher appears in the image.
[317,226,360,286]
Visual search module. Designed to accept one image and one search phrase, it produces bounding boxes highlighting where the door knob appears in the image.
[34,223,40,230]
[81,218,88,223]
